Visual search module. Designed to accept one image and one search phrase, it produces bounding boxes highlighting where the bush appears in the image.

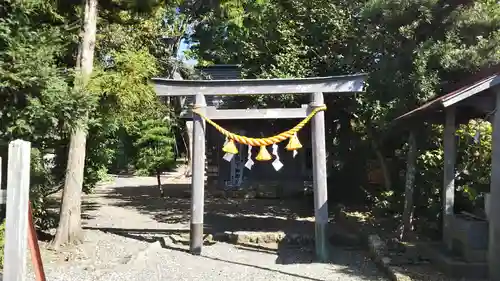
[29,147,64,230]
[134,117,177,176]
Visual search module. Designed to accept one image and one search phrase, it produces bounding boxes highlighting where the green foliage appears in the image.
[30,148,61,229]
[87,17,172,181]
[0,0,186,229]
[1,0,497,240]
[0,0,87,227]
[456,120,492,199]
[187,0,500,234]
[410,119,492,234]
[134,114,176,176]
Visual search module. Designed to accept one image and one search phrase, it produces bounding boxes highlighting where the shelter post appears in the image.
[311,92,329,262]
[442,106,456,250]
[190,93,206,255]
[402,130,417,239]
[488,86,500,280]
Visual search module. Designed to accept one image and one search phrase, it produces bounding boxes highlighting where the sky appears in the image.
[177,38,197,66]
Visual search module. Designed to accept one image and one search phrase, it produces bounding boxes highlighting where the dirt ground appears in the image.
[29,172,388,281]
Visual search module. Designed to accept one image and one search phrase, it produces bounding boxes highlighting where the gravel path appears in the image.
[29,174,388,281]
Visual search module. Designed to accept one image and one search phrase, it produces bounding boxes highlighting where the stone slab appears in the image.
[420,242,488,279]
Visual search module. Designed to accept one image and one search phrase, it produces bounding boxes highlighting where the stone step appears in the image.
[420,242,488,279]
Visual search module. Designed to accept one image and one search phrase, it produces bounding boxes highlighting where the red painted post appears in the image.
[28,201,46,281]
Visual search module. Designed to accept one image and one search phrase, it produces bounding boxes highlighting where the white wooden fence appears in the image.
[1,140,32,281]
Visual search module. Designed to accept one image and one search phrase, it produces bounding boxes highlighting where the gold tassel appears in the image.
[255,146,272,161]
[286,133,302,151]
[222,139,238,154]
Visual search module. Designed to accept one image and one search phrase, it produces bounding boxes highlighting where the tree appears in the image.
[51,0,98,248]
[187,0,500,233]
[134,116,177,196]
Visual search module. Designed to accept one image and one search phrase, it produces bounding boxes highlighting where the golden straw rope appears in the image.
[192,105,327,146]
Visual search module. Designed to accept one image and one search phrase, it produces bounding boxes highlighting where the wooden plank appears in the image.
[3,139,31,281]
[489,86,500,280]
[460,94,496,113]
[310,92,329,262]
[442,74,500,107]
[442,107,456,250]
[180,105,310,119]
[190,93,206,255]
[153,74,366,96]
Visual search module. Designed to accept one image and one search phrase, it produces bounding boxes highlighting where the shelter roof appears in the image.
[394,64,500,123]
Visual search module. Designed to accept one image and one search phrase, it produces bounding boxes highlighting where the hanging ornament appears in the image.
[222,138,238,154]
[244,145,254,170]
[223,153,234,162]
[256,146,272,161]
[286,133,302,151]
[271,144,283,171]
[222,138,235,162]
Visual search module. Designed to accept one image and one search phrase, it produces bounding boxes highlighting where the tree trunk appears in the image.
[401,131,417,240]
[371,138,392,191]
[157,171,164,197]
[366,124,392,191]
[51,0,98,249]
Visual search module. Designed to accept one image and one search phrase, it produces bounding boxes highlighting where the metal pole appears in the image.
[190,93,206,255]
[310,92,329,262]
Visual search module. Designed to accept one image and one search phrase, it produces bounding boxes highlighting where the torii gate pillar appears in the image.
[311,92,329,261]
[190,93,206,255]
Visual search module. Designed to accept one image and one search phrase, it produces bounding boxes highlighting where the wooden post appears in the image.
[4,140,31,281]
[28,202,46,281]
[402,131,417,240]
[0,157,3,205]
[442,107,456,250]
[489,86,500,280]
[311,92,329,262]
[185,120,193,177]
[190,93,206,255]
[0,157,4,223]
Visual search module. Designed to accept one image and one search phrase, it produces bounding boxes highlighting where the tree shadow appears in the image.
[45,198,101,222]
[80,179,387,280]
[87,226,385,281]
[37,198,102,242]
[103,183,315,228]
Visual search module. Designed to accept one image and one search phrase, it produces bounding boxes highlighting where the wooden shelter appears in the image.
[395,65,500,279]
[153,74,366,261]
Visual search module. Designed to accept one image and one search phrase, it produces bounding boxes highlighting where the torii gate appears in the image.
[153,74,366,261]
